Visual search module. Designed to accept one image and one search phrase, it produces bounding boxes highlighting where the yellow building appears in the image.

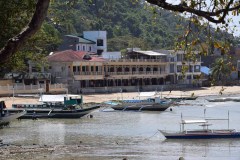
[47,49,202,93]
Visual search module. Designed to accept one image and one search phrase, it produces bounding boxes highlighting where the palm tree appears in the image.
[210,57,232,85]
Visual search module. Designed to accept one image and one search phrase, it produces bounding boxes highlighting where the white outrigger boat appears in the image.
[108,92,173,111]
[159,110,240,139]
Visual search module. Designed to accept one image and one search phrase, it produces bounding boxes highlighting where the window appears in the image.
[194,65,200,72]
[82,66,86,72]
[177,65,182,72]
[83,46,85,51]
[78,45,80,50]
[170,64,174,73]
[177,54,182,61]
[73,66,77,72]
[97,39,104,46]
[91,66,94,71]
[97,49,103,55]
[83,54,91,60]
[89,46,91,51]
[189,65,193,72]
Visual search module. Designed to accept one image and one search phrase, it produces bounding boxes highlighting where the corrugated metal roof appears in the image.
[182,120,207,124]
[135,51,167,56]
[65,35,96,44]
[201,66,210,75]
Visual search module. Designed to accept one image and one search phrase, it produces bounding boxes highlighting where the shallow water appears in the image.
[1,96,240,159]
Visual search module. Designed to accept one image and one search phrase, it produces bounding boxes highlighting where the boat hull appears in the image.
[165,96,198,101]
[5,105,100,119]
[111,103,170,111]
[160,130,240,139]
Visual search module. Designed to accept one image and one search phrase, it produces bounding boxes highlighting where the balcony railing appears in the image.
[73,72,103,75]
[73,71,167,76]
[108,59,167,63]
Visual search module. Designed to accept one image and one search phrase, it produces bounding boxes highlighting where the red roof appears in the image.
[48,50,106,62]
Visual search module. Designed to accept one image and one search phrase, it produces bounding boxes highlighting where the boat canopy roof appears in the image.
[138,92,156,97]
[39,94,81,102]
[181,120,207,124]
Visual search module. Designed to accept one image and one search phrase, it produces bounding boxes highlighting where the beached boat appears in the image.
[4,95,100,119]
[164,96,198,101]
[0,101,26,126]
[109,92,173,111]
[159,111,240,139]
[207,97,240,102]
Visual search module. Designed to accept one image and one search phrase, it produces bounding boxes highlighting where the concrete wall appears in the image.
[83,31,107,53]
[0,80,13,86]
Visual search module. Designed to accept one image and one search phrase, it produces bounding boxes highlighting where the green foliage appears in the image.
[0,0,36,48]
[210,57,233,85]
[0,0,61,74]
[49,0,240,52]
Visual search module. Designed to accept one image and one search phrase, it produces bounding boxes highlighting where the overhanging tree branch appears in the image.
[0,0,50,63]
[146,0,240,24]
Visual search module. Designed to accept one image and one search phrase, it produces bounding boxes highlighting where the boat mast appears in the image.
[228,110,229,130]
[180,113,184,132]
[12,85,15,105]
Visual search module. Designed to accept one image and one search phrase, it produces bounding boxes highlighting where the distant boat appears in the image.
[159,111,240,139]
[108,92,173,111]
[164,96,198,101]
[0,101,26,126]
[5,95,100,119]
[207,97,240,102]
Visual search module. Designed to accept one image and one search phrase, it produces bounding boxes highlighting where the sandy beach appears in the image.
[1,85,240,108]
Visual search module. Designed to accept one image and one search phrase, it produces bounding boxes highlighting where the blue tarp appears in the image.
[201,66,210,75]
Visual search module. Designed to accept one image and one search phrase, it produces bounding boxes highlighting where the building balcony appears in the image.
[73,71,103,75]
[72,71,168,80]
[107,59,168,65]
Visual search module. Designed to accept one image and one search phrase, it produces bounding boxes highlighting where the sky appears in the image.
[163,0,240,37]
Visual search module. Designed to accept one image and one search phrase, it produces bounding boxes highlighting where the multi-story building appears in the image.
[58,31,120,58]
[167,50,202,85]
[47,48,202,93]
[25,30,200,93]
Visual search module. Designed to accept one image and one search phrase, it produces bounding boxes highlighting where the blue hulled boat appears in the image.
[159,111,240,139]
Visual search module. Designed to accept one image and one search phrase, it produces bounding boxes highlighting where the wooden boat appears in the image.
[109,97,172,111]
[0,101,26,126]
[207,97,240,102]
[164,96,198,101]
[159,111,240,139]
[4,95,100,119]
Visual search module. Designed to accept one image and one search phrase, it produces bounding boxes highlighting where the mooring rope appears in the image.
[144,130,160,140]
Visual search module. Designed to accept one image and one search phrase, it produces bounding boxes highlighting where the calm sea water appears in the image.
[1,95,240,160]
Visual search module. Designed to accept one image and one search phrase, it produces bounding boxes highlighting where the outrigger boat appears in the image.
[159,111,240,139]
[4,94,100,119]
[107,92,173,111]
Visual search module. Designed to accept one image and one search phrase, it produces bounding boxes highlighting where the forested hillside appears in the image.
[0,0,239,74]
[50,0,238,51]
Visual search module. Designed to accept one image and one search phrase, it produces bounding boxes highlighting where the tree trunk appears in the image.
[0,0,50,64]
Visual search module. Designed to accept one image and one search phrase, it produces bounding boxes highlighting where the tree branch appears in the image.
[146,0,240,24]
[0,0,50,63]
